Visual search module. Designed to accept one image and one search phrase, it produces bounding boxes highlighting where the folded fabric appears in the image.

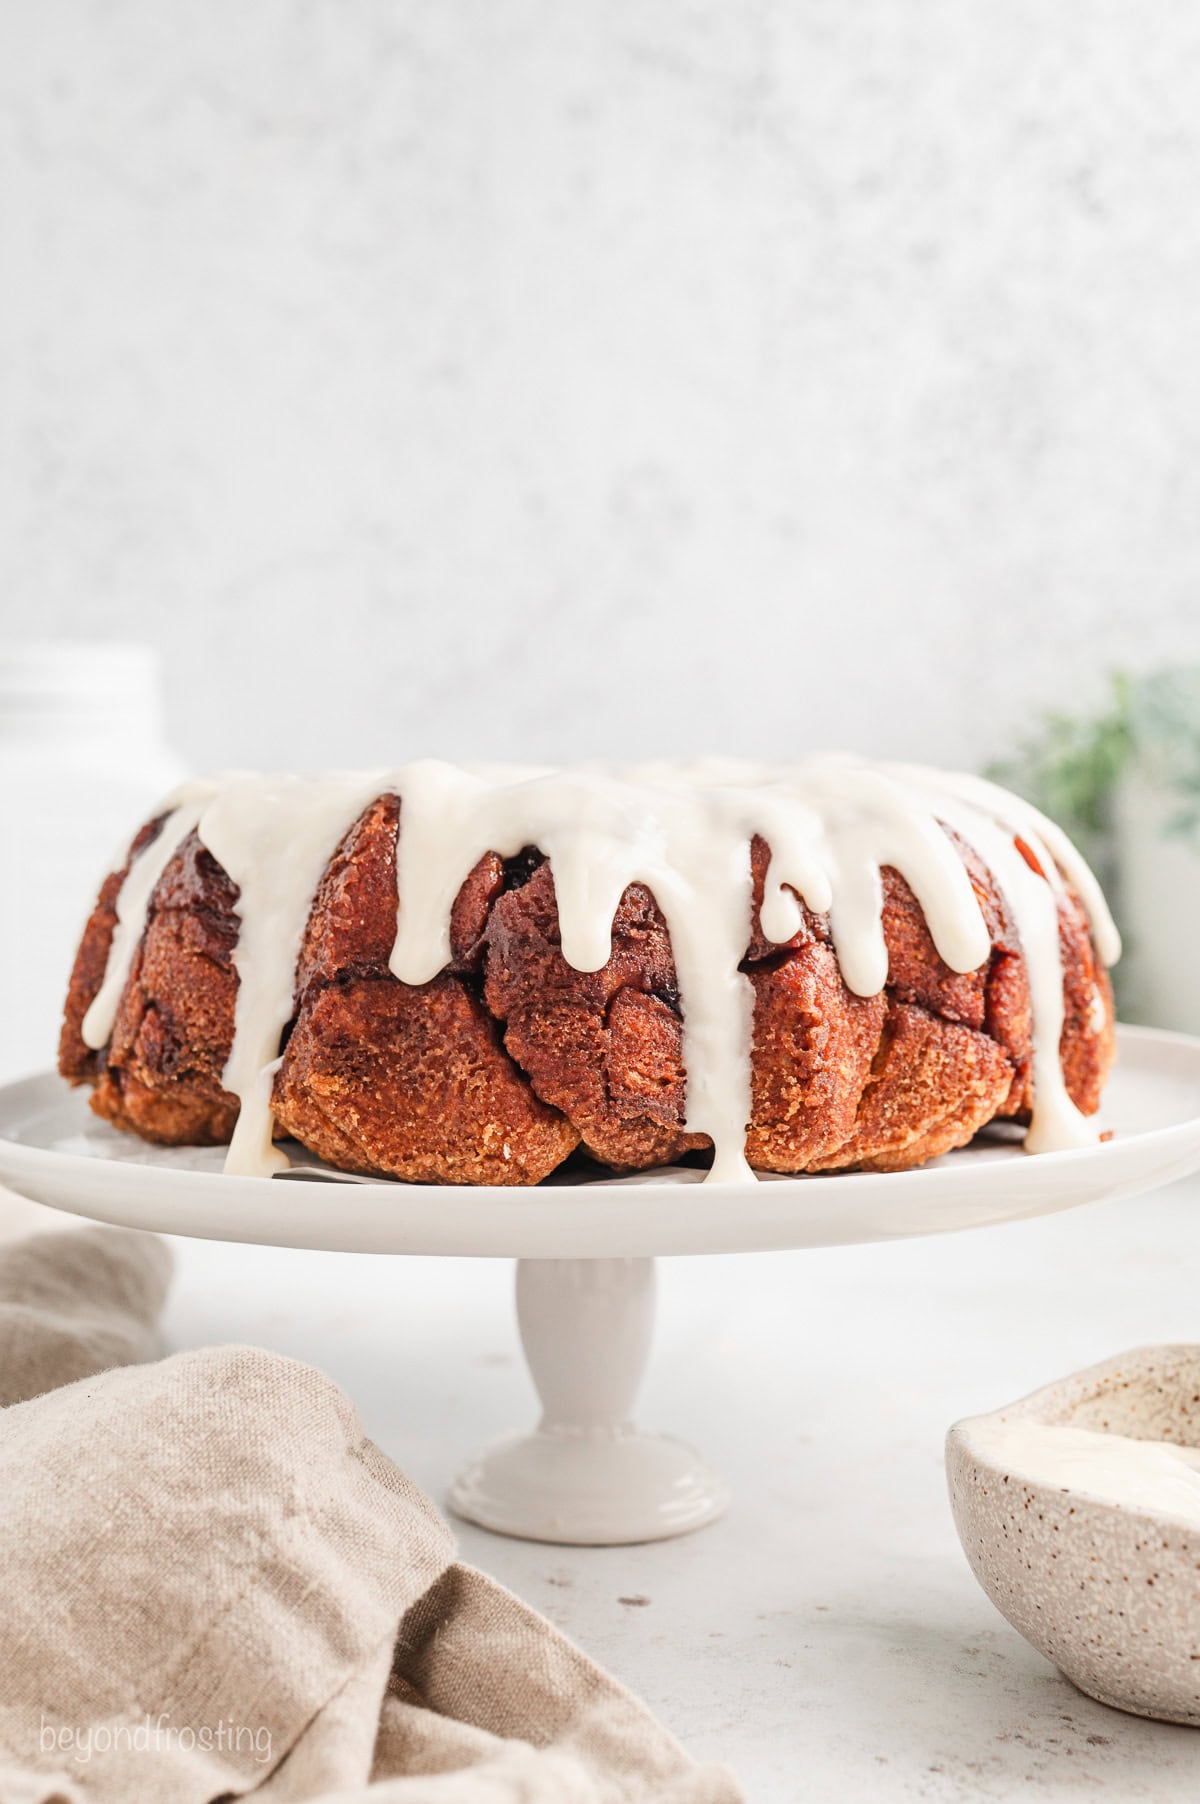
[0,1224,740,1804]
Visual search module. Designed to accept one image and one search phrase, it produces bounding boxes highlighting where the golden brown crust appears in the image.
[483,863,706,1170]
[274,977,578,1185]
[59,794,1118,1183]
[272,798,576,1184]
[744,946,888,1173]
[89,831,240,1145]
[1056,885,1117,1119]
[807,1001,1014,1172]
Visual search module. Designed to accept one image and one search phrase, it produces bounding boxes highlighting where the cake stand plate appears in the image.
[1,1025,1198,1544]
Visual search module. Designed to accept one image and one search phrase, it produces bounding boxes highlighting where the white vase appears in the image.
[1113,766,1200,1035]
[0,644,187,1083]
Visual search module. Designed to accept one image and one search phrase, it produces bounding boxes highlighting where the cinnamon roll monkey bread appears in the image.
[60,760,1118,1187]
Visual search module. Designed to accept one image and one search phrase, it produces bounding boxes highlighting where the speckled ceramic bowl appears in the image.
[947,1345,1200,1725]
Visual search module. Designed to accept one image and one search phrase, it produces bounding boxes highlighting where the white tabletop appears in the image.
[7,1175,1200,1799]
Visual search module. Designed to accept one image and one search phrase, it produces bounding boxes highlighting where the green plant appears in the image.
[989,665,1200,850]
[987,665,1200,1014]
[1129,666,1200,846]
[986,672,1134,883]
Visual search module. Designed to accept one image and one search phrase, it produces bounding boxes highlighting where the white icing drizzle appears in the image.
[895,764,1121,1154]
[80,779,218,1051]
[81,758,1120,1182]
[198,773,386,1176]
[900,765,1122,965]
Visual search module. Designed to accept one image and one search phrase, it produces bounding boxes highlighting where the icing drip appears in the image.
[896,765,1121,1153]
[389,763,763,1179]
[198,773,386,1176]
[81,779,217,1051]
[82,758,1121,1182]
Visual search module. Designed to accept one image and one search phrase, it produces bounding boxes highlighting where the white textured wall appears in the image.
[4,2,1200,773]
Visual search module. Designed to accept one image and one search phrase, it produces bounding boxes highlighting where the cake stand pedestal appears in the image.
[2,1027,1200,1547]
[447,1256,727,1543]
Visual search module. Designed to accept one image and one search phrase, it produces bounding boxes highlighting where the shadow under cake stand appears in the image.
[1,1024,1199,1546]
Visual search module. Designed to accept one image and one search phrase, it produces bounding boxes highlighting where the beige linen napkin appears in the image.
[0,1226,740,1804]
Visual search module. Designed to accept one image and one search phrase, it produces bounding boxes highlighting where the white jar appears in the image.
[0,644,187,1082]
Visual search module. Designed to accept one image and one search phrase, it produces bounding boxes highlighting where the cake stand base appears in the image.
[448,1427,727,1545]
[447,1255,728,1544]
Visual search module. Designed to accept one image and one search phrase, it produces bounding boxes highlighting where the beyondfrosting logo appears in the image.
[40,1712,274,1767]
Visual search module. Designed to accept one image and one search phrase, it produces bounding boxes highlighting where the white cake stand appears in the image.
[1,1025,1199,1546]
